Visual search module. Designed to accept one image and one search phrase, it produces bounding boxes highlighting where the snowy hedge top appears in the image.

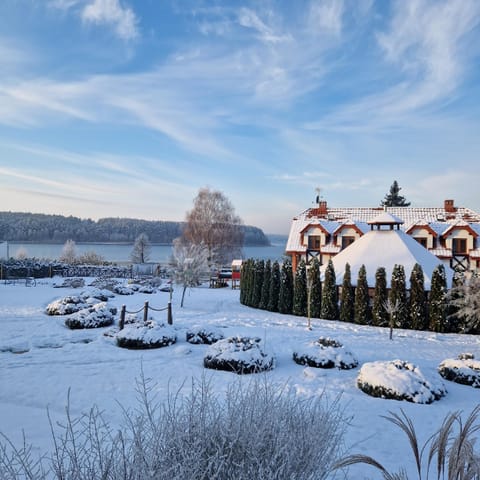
[358,360,447,404]
[206,336,274,363]
[116,321,176,345]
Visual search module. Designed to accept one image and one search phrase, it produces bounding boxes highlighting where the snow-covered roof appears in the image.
[320,229,453,289]
[321,243,341,254]
[469,248,480,259]
[367,211,404,225]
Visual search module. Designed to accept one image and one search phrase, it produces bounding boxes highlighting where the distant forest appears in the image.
[0,212,270,246]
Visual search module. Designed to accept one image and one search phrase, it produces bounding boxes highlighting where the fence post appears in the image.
[143,301,149,324]
[167,301,173,325]
[119,305,126,330]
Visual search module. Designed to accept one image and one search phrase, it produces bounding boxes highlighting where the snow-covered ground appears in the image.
[1,278,479,478]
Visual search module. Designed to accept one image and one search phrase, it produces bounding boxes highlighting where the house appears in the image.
[286,199,480,275]
[318,212,454,289]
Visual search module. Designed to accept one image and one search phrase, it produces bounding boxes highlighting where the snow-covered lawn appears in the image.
[1,278,479,478]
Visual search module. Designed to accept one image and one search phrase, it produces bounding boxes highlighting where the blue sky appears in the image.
[1,0,480,234]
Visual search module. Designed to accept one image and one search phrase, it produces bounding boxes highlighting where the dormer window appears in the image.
[414,237,427,248]
[342,236,355,249]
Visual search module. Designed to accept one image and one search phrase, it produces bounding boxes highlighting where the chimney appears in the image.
[318,200,328,215]
[444,199,456,213]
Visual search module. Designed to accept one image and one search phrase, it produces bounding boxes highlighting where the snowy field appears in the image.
[1,278,479,479]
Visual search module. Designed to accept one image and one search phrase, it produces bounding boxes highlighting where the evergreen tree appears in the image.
[259,259,271,310]
[240,259,251,305]
[340,263,354,323]
[293,260,308,317]
[372,267,388,326]
[308,258,322,319]
[409,263,427,330]
[252,259,265,308]
[321,259,338,320]
[354,264,370,324]
[267,261,281,312]
[381,180,411,207]
[278,259,293,314]
[389,264,409,329]
[429,264,448,333]
[243,259,255,307]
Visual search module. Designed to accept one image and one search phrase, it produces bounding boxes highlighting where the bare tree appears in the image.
[170,240,209,307]
[131,233,151,263]
[59,239,77,264]
[383,297,401,340]
[181,187,244,268]
[15,247,28,260]
[77,250,106,265]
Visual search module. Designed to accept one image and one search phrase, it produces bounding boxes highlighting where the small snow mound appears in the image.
[204,336,275,374]
[357,359,447,404]
[438,354,480,388]
[53,277,85,289]
[293,337,358,370]
[46,296,89,315]
[65,303,117,330]
[114,285,135,295]
[79,288,114,302]
[186,327,225,345]
[116,322,177,349]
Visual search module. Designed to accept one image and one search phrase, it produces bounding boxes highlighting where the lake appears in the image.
[7,241,288,264]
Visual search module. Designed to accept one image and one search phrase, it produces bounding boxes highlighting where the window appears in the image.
[342,236,355,249]
[452,238,467,254]
[414,237,428,248]
[308,235,321,249]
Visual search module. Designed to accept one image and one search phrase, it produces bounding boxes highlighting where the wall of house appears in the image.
[444,229,475,251]
[409,227,435,249]
[335,227,361,246]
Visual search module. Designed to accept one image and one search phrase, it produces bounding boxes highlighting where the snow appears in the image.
[1,278,480,478]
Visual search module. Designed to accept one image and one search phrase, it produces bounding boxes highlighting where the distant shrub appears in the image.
[293,337,358,370]
[186,327,224,345]
[438,353,480,388]
[116,322,176,349]
[204,336,274,374]
[65,303,116,329]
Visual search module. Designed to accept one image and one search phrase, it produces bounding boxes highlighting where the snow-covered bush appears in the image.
[53,277,85,289]
[186,326,224,345]
[357,360,447,404]
[116,321,176,349]
[203,336,274,374]
[80,288,114,302]
[65,303,117,329]
[113,285,135,295]
[45,296,89,315]
[293,337,358,370]
[0,376,346,480]
[438,353,480,388]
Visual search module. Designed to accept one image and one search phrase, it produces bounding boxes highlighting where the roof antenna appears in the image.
[315,187,322,206]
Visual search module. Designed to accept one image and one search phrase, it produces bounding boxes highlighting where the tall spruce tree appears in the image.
[240,259,249,305]
[372,267,388,326]
[389,264,409,329]
[409,263,427,330]
[259,259,271,310]
[293,260,308,317]
[252,259,265,308]
[247,259,257,307]
[321,259,338,320]
[354,264,370,324]
[267,260,281,312]
[381,180,411,207]
[429,264,448,333]
[340,263,354,323]
[309,257,322,319]
[278,259,293,314]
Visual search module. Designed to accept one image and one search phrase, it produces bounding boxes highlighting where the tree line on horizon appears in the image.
[0,211,269,246]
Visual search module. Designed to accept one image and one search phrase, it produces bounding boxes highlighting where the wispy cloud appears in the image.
[82,0,139,40]
[48,0,139,40]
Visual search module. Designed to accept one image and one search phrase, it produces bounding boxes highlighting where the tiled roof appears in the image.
[469,249,480,259]
[429,248,453,258]
[321,244,341,254]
